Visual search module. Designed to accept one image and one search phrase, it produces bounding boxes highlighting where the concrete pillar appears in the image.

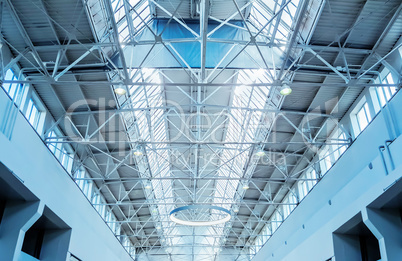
[362,207,402,261]
[0,200,44,261]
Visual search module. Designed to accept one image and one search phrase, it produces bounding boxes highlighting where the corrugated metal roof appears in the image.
[2,0,401,259]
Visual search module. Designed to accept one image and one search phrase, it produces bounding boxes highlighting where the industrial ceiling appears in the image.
[0,0,401,260]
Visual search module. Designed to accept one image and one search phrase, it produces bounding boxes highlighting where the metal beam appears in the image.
[3,79,398,88]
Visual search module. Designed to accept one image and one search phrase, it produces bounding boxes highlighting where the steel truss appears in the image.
[1,0,401,260]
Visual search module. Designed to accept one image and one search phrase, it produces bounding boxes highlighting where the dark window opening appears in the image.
[333,214,381,261]
[22,224,45,259]
[359,233,381,261]
[0,200,6,224]
[21,215,58,259]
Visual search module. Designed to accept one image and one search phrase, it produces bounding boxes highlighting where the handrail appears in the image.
[378,146,388,175]
[385,140,395,170]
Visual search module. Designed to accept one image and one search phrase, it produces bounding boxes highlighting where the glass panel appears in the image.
[248,0,300,45]
[2,69,26,104]
[356,103,371,132]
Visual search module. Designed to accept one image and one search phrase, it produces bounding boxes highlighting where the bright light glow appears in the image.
[133,146,143,156]
[114,87,126,95]
[255,148,265,157]
[169,206,232,226]
[242,184,250,190]
[170,214,231,227]
[234,85,245,96]
[144,181,152,190]
[280,83,292,96]
[233,206,239,213]
[133,150,143,156]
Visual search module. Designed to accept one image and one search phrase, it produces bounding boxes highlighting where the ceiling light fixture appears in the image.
[280,82,292,96]
[144,180,152,190]
[255,148,265,157]
[169,205,231,226]
[114,86,127,95]
[242,183,250,190]
[133,145,143,156]
[232,206,239,213]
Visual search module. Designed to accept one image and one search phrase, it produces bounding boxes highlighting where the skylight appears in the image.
[111,0,151,42]
[248,0,300,45]
[115,68,176,235]
[85,0,302,258]
[208,69,278,252]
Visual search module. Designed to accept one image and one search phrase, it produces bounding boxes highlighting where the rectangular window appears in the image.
[282,191,297,219]
[25,99,41,130]
[83,179,93,199]
[2,69,28,107]
[60,148,73,173]
[106,210,118,233]
[46,130,74,174]
[376,73,397,107]
[3,69,20,100]
[298,168,318,200]
[47,131,58,154]
[332,131,347,161]
[270,211,282,232]
[320,148,333,174]
[356,103,372,132]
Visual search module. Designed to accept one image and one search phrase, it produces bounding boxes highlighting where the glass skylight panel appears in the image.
[248,0,300,45]
[111,0,152,42]
[206,69,277,251]
[113,68,178,247]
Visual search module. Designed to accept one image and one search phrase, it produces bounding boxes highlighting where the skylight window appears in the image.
[83,0,302,257]
[111,0,151,42]
[213,69,273,208]
[248,0,300,44]
[113,68,178,245]
[208,69,278,250]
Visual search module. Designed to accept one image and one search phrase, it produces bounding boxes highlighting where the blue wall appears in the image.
[0,90,132,261]
[253,91,402,260]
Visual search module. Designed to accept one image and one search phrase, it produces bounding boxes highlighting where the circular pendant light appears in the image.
[169,205,231,226]
[255,148,265,157]
[114,86,127,95]
[133,145,143,156]
[280,83,292,96]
